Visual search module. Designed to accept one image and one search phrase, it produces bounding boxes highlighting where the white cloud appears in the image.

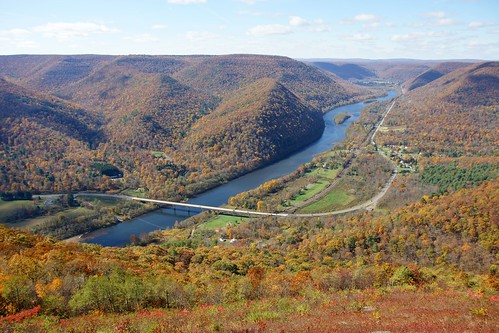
[185,31,218,41]
[344,13,382,28]
[167,0,207,4]
[309,19,330,32]
[392,31,447,42]
[424,11,446,19]
[363,22,381,29]
[124,34,159,43]
[289,16,309,27]
[353,14,377,22]
[151,24,168,30]
[434,18,458,26]
[345,33,373,41]
[422,12,458,26]
[288,16,329,32]
[0,28,31,39]
[0,29,36,48]
[33,22,118,42]
[14,40,38,48]
[247,24,291,37]
[391,34,411,42]
[468,21,495,28]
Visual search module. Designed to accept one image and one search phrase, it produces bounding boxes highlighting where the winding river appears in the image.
[84,90,397,246]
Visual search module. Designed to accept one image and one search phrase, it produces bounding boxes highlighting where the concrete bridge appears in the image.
[76,193,376,217]
[76,99,399,219]
[128,196,290,218]
[124,196,381,218]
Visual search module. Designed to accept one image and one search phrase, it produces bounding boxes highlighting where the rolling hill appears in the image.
[0,57,497,332]
[378,61,499,158]
[307,59,438,83]
[0,54,373,196]
[0,77,107,192]
[181,78,325,185]
[309,61,376,80]
[403,62,471,91]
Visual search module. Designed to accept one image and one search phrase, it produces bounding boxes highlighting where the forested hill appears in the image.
[308,59,438,83]
[0,54,372,196]
[182,78,325,185]
[0,77,103,146]
[309,62,376,80]
[379,61,498,157]
[403,62,471,91]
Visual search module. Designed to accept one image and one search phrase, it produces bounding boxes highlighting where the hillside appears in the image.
[378,61,499,158]
[172,54,364,111]
[0,78,108,193]
[0,58,497,332]
[404,62,471,91]
[0,179,496,331]
[181,78,324,187]
[0,54,374,196]
[308,59,439,83]
[309,61,376,80]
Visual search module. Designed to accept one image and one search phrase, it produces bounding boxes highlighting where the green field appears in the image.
[6,214,51,229]
[121,188,148,198]
[78,195,123,207]
[298,189,355,213]
[199,214,248,230]
[288,180,330,206]
[307,167,339,180]
[0,199,34,212]
[152,151,167,158]
[0,200,39,224]
[25,207,96,229]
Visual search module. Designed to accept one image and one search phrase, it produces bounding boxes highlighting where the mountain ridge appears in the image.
[0,54,371,196]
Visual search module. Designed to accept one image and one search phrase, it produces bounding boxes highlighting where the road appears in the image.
[285,99,398,214]
[75,99,399,219]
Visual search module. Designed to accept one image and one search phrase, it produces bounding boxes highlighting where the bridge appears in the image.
[76,193,375,217]
[127,196,290,218]
[128,196,385,218]
[76,99,399,219]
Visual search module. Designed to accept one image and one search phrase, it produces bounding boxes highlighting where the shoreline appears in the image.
[77,90,397,246]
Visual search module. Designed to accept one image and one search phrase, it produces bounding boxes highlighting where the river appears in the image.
[84,90,397,246]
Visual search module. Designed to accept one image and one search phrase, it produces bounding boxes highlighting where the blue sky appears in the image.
[1,0,498,59]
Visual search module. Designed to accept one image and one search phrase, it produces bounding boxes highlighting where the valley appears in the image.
[0,56,497,332]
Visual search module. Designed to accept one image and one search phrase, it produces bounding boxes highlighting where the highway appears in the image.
[76,98,399,219]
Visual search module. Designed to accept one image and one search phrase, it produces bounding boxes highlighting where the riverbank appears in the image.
[78,90,397,247]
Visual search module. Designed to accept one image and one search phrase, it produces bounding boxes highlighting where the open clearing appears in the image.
[0,200,38,224]
[298,189,355,213]
[199,214,248,230]
[378,125,406,132]
[288,180,330,206]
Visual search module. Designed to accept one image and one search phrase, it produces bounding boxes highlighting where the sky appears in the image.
[1,0,498,60]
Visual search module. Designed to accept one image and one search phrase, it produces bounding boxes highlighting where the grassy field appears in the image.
[152,151,166,158]
[121,188,148,198]
[198,214,248,230]
[306,167,339,180]
[288,180,330,206]
[78,195,123,207]
[0,200,39,224]
[0,199,35,212]
[298,189,355,213]
[5,214,52,229]
[276,167,339,210]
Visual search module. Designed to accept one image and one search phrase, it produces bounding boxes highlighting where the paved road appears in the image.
[75,99,399,218]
